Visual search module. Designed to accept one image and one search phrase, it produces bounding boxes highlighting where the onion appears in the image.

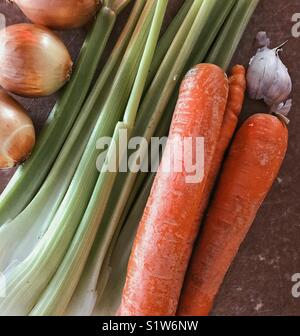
[0,24,73,97]
[13,0,101,30]
[0,90,35,169]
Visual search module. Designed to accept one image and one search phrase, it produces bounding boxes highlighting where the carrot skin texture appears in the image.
[119,64,229,316]
[199,65,246,219]
[177,113,288,316]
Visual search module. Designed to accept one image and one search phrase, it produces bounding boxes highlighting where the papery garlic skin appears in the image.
[247,32,292,106]
[0,91,35,169]
[270,99,292,125]
[0,24,73,97]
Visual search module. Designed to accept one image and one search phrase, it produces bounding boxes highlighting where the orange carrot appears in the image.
[199,65,246,220]
[177,113,288,316]
[119,64,229,316]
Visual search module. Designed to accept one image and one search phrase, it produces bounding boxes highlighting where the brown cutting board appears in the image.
[0,0,300,316]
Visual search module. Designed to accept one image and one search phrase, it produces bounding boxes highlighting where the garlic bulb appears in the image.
[247,31,292,107]
[0,24,73,97]
[13,0,100,30]
[0,90,35,169]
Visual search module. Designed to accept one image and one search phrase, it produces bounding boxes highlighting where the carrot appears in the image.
[198,65,246,220]
[118,63,229,316]
[177,113,288,316]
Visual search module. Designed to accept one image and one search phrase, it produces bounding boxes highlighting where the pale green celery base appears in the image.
[30,122,129,316]
[0,0,146,273]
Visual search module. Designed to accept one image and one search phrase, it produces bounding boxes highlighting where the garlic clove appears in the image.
[264,58,292,105]
[247,48,278,101]
[256,31,270,49]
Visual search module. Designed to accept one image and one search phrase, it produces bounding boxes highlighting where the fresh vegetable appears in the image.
[206,0,260,70]
[119,63,229,316]
[0,1,129,224]
[67,0,235,316]
[12,0,100,30]
[177,114,288,316]
[0,24,72,97]
[0,91,35,169]
[146,0,194,86]
[198,65,246,221]
[247,31,292,107]
[187,0,235,70]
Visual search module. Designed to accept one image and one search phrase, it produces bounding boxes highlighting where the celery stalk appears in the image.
[0,0,157,316]
[0,0,146,272]
[188,0,236,67]
[147,0,194,87]
[206,0,260,70]
[30,0,168,316]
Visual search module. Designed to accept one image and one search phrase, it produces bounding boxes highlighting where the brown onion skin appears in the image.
[0,24,73,97]
[13,0,100,30]
[0,90,36,169]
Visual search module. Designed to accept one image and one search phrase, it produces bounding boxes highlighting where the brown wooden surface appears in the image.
[0,0,300,316]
